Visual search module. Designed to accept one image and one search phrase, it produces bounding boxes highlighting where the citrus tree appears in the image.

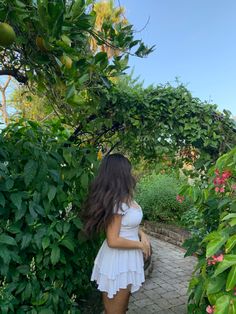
[10,86,54,121]
[0,0,153,124]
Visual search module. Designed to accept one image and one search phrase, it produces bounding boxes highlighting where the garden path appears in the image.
[127,236,197,314]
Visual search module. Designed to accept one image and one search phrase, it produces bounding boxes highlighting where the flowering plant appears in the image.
[180,147,236,313]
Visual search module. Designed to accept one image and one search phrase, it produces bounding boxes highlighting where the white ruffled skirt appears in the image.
[91,239,145,298]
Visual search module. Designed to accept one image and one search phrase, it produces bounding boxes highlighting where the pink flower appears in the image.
[206,305,215,313]
[222,170,231,179]
[219,187,225,193]
[232,185,236,191]
[207,254,224,265]
[214,177,223,185]
[176,195,184,203]
[215,187,220,193]
[215,254,224,262]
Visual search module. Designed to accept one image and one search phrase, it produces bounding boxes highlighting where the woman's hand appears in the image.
[140,232,151,260]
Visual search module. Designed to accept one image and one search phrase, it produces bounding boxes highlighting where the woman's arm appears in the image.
[106,214,142,250]
[138,227,145,238]
[138,227,151,257]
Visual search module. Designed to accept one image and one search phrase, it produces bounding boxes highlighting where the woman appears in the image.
[83,153,151,314]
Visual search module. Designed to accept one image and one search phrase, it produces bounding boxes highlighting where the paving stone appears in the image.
[172,304,188,313]
[134,298,155,308]
[126,236,197,314]
[143,288,163,300]
[155,297,172,309]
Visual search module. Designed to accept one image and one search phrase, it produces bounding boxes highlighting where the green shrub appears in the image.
[180,207,203,232]
[181,147,236,313]
[0,120,101,313]
[136,172,192,222]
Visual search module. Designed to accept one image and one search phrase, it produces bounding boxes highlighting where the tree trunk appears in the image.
[0,90,8,125]
[0,76,11,125]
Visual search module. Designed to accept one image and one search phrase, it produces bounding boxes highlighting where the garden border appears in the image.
[142,220,191,248]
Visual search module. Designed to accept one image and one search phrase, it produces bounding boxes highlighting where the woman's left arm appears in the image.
[138,227,151,257]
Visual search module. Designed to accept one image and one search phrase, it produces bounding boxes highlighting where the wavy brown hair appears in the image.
[82,153,136,236]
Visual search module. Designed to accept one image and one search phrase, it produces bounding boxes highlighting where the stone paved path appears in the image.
[127,236,197,314]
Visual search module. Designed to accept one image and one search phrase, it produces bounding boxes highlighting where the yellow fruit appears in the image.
[60,55,73,69]
[0,22,16,47]
[36,36,48,52]
[97,150,103,161]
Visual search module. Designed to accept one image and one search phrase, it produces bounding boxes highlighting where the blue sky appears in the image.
[119,0,236,116]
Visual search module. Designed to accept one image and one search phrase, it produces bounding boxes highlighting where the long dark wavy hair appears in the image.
[82,153,136,236]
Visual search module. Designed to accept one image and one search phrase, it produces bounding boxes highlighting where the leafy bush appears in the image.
[180,207,203,232]
[0,120,101,313]
[136,173,192,222]
[181,147,236,313]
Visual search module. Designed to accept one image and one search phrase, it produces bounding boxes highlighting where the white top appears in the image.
[90,201,145,298]
[113,201,143,240]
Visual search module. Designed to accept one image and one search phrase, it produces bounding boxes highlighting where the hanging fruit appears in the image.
[0,22,16,47]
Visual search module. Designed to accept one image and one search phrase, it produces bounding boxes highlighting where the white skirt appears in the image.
[91,239,145,298]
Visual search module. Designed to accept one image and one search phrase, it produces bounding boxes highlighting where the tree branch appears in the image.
[0,69,28,84]
[3,76,11,91]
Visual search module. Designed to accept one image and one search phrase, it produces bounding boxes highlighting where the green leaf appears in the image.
[72,217,83,230]
[42,237,50,250]
[63,150,72,165]
[225,235,236,253]
[194,278,205,305]
[38,309,54,314]
[22,282,32,300]
[222,213,236,221]
[101,76,111,88]
[24,160,37,186]
[60,238,75,252]
[29,201,38,219]
[66,84,76,100]
[206,235,228,258]
[215,295,230,314]
[214,255,236,277]
[15,202,27,221]
[71,0,85,19]
[218,198,231,209]
[80,172,88,189]
[32,292,49,306]
[61,34,71,46]
[0,245,11,264]
[10,192,23,210]
[206,273,225,295]
[0,192,5,207]
[229,218,236,227]
[5,178,14,190]
[226,265,236,291]
[21,233,32,249]
[48,185,57,203]
[17,265,30,275]
[51,245,60,265]
[15,0,26,8]
[203,231,222,243]
[0,234,17,246]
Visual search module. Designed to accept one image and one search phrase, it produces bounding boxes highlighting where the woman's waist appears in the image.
[119,228,139,240]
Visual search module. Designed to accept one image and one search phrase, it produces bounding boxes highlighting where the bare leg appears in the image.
[102,284,131,314]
